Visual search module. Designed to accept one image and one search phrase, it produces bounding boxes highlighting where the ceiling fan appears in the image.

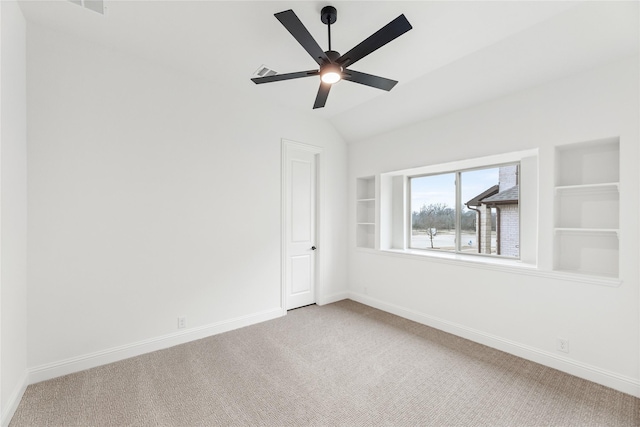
[251,6,412,109]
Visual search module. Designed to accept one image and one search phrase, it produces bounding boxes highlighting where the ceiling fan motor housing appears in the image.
[325,50,341,63]
[321,6,337,25]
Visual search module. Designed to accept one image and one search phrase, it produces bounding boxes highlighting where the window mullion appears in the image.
[455,171,461,253]
[407,177,412,250]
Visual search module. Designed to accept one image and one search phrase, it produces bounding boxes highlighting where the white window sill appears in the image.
[357,248,622,287]
[381,247,534,268]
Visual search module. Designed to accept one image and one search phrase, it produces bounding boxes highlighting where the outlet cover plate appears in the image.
[557,337,569,353]
[178,316,187,329]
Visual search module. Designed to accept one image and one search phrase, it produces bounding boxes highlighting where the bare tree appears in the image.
[413,203,451,248]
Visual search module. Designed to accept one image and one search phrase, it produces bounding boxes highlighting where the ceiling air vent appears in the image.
[67,0,107,15]
[253,65,277,78]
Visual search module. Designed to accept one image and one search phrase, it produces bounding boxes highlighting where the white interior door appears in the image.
[283,141,319,310]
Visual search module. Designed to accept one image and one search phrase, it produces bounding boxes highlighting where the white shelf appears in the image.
[356,177,376,200]
[356,177,376,249]
[553,269,619,280]
[356,223,375,248]
[555,182,619,230]
[554,228,618,236]
[555,137,619,186]
[356,200,375,224]
[554,182,619,192]
[553,138,619,279]
[554,231,619,278]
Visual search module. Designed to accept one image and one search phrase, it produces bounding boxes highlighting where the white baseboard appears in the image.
[348,292,640,398]
[28,307,285,385]
[317,291,349,306]
[22,295,640,404]
[1,369,28,427]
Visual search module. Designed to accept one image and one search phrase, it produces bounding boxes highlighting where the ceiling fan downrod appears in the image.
[321,6,337,53]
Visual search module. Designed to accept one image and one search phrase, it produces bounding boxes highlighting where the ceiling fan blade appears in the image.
[275,10,330,66]
[251,70,319,84]
[337,14,412,68]
[342,70,398,91]
[313,82,331,109]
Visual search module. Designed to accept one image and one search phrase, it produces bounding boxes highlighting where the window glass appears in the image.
[410,164,519,258]
[410,173,456,251]
[461,167,500,255]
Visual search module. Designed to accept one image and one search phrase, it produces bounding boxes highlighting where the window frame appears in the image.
[376,149,538,267]
[407,171,458,252]
[407,162,521,259]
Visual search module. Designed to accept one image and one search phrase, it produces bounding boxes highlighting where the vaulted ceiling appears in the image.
[18,1,640,143]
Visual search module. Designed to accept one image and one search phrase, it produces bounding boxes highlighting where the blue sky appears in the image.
[411,168,500,213]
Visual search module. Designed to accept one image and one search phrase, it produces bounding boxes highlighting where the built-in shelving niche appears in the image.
[356,177,376,249]
[553,137,619,278]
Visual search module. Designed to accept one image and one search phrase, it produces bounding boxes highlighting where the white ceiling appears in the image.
[18,1,640,143]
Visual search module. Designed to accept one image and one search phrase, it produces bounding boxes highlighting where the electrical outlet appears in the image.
[178,316,187,329]
[557,337,569,353]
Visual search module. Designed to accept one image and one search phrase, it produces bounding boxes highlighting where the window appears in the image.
[378,149,536,265]
[409,164,519,258]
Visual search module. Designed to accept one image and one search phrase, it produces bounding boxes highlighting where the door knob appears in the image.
[311,246,317,250]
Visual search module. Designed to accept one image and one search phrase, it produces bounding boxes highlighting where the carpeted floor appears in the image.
[10,300,640,426]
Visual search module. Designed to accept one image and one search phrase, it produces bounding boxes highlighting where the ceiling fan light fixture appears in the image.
[321,71,341,84]
[320,64,342,84]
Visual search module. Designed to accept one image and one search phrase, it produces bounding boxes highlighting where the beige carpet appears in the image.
[10,300,640,426]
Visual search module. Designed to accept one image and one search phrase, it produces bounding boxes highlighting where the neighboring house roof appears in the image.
[466,185,499,207]
[466,184,519,207]
[481,185,519,205]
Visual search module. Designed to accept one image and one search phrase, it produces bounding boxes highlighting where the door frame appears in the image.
[281,139,323,312]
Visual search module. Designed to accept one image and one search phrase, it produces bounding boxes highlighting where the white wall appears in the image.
[348,56,640,396]
[0,0,29,424]
[26,24,347,376]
